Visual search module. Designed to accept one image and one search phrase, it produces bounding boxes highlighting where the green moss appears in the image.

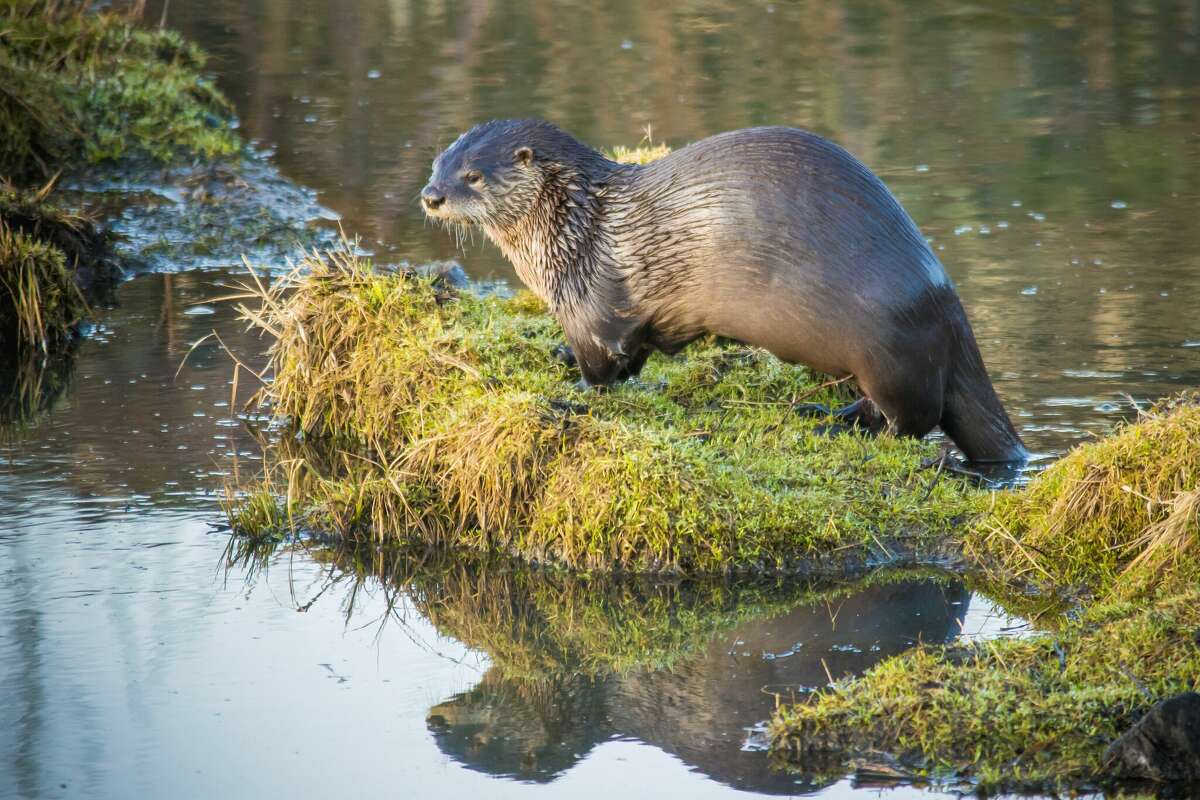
[226,245,984,573]
[769,589,1200,790]
[769,397,1200,791]
[0,0,239,183]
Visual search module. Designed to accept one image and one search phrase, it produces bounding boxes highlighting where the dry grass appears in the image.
[968,396,1200,597]
[223,244,981,573]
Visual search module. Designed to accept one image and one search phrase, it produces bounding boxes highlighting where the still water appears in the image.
[3,1,1198,797]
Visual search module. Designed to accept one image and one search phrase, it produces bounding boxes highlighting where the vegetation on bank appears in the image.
[224,245,982,573]
[1,0,238,368]
[769,398,1200,790]
[0,183,117,352]
[0,0,239,184]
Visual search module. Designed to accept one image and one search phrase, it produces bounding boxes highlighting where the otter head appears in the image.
[422,120,617,305]
[420,120,547,229]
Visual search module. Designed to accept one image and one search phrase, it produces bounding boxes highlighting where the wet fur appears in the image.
[423,120,1027,463]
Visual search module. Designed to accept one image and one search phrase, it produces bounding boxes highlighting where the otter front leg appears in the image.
[554,342,649,383]
[566,336,628,389]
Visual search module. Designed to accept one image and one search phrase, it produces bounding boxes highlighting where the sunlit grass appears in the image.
[222,243,981,573]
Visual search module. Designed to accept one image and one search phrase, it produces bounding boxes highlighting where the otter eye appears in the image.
[464,170,483,185]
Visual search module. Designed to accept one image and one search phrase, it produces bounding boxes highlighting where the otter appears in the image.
[421,119,1026,463]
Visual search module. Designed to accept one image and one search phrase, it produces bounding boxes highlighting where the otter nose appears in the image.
[421,185,446,211]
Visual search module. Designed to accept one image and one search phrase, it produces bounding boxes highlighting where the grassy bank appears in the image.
[1,0,239,357]
[0,0,238,184]
[769,398,1200,790]
[225,245,983,573]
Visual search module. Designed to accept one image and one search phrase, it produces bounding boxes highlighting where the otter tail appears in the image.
[938,321,1028,463]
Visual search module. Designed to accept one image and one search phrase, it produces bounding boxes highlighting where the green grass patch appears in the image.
[969,395,1200,600]
[224,245,984,573]
[0,0,239,184]
[769,397,1200,790]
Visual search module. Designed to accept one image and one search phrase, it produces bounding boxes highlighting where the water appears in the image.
[0,274,1026,797]
[159,0,1200,456]
[3,1,1197,797]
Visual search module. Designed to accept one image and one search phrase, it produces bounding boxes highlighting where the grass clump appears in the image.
[0,218,78,352]
[0,182,118,352]
[0,0,239,184]
[970,396,1200,599]
[225,245,982,573]
[769,396,1200,790]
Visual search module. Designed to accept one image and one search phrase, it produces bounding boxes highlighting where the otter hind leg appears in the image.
[860,370,945,441]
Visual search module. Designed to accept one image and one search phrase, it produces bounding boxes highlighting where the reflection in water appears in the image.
[157,0,1200,454]
[315,548,971,793]
[427,580,967,793]
[0,347,76,437]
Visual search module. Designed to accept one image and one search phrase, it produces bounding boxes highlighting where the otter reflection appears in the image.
[427,578,968,793]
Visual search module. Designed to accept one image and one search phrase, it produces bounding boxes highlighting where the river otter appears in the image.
[421,119,1027,463]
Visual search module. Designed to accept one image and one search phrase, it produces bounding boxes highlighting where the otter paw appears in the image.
[793,402,833,419]
[551,343,577,367]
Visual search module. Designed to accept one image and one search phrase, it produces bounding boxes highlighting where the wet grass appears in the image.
[769,396,1200,791]
[224,244,983,574]
[0,0,239,184]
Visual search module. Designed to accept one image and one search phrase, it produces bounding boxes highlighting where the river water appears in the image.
[2,1,1198,798]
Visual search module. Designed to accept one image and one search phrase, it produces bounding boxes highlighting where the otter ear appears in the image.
[514,146,534,166]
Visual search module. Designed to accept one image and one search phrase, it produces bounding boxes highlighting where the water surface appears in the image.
[160,0,1200,454]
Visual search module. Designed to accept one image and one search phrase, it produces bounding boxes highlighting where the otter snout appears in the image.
[421,184,446,212]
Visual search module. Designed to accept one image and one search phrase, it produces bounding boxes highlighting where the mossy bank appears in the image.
[0,0,238,184]
[770,398,1200,791]
[225,245,982,574]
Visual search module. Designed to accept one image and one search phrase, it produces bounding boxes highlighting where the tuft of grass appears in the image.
[0,181,118,353]
[224,244,983,574]
[0,0,239,184]
[607,142,673,165]
[968,396,1200,599]
[0,218,80,352]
